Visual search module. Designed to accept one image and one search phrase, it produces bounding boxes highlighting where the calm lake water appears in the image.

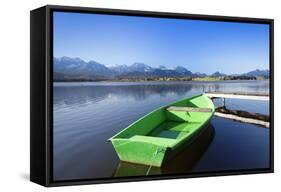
[53,80,270,181]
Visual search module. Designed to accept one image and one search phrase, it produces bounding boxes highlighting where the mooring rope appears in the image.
[146,147,160,176]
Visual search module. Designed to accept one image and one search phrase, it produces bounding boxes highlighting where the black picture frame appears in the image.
[30,5,274,187]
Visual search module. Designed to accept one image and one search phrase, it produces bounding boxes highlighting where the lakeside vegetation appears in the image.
[192,75,260,81]
[54,75,269,82]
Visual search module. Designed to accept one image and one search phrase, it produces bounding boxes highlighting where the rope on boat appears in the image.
[146,147,160,176]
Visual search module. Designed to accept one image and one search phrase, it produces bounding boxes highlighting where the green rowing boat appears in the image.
[108,94,215,167]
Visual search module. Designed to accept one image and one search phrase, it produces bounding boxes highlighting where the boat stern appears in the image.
[110,137,171,167]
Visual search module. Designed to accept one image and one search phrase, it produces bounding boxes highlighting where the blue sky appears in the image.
[53,11,269,75]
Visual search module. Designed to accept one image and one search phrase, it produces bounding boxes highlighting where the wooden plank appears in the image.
[214,112,270,128]
[204,92,269,101]
[166,106,212,112]
[214,107,270,128]
[205,91,269,96]
[216,107,269,121]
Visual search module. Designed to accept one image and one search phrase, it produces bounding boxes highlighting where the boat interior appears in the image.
[112,95,214,148]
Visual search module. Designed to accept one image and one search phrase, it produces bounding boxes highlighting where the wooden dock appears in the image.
[203,92,270,128]
[204,92,269,101]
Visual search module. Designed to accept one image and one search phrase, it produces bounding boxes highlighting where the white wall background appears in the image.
[0,0,279,191]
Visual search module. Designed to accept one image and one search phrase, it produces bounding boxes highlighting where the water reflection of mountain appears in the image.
[113,124,215,177]
[54,84,195,105]
[53,81,269,107]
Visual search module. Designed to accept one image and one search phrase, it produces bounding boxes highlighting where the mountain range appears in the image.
[53,57,269,81]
